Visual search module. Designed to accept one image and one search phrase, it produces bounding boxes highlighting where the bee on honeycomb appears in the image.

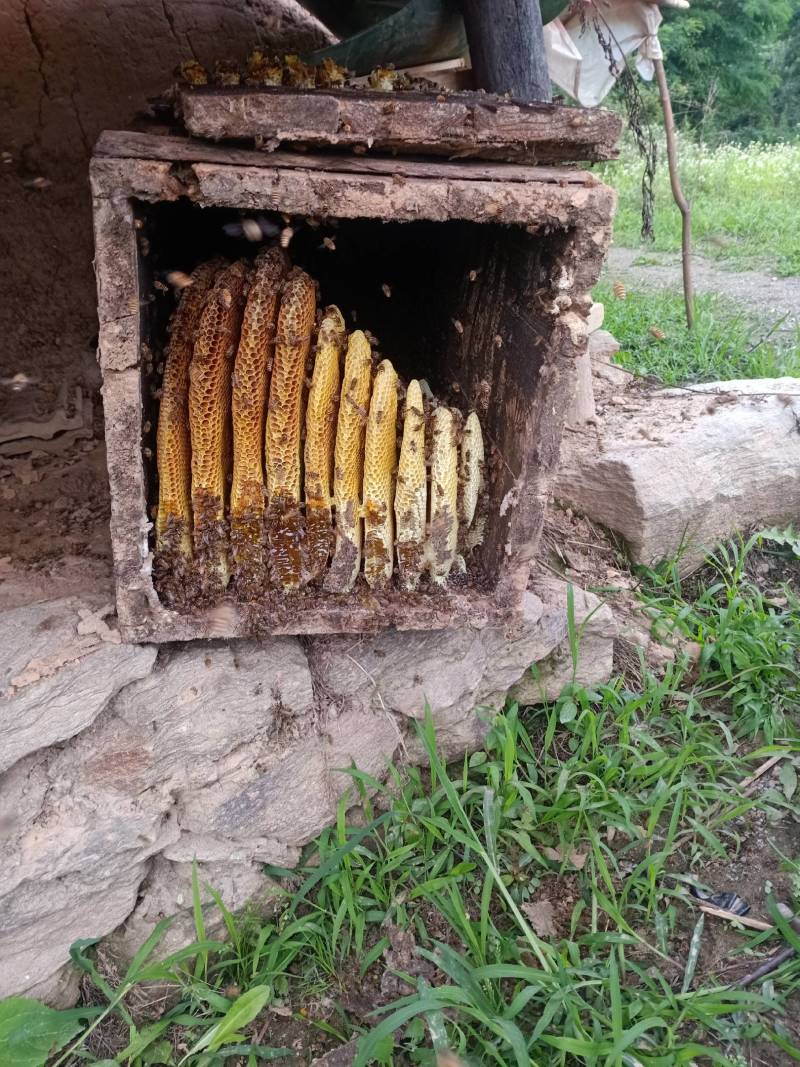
[153,248,485,609]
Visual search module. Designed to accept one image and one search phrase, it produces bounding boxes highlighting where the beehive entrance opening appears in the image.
[137,197,571,626]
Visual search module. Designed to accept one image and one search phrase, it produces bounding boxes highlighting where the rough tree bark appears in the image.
[457,0,551,100]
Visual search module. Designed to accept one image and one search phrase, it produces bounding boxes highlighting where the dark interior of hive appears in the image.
[135,197,570,617]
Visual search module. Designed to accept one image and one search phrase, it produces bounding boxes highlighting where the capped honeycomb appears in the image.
[152,248,485,607]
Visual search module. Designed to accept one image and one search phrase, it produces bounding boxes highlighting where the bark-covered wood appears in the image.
[177,86,621,164]
[458,0,551,101]
[91,132,615,643]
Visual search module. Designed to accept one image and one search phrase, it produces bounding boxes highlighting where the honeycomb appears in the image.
[188,259,249,599]
[230,246,289,597]
[155,259,223,582]
[363,359,398,589]
[325,329,373,594]
[265,266,317,592]
[153,248,485,606]
[304,305,346,584]
[394,379,427,591]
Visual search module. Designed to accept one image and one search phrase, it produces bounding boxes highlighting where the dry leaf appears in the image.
[522,899,559,937]
[542,845,587,870]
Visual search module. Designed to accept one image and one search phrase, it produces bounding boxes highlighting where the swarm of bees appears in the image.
[174,53,437,93]
[153,248,486,608]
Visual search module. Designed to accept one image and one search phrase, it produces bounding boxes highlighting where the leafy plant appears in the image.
[0,998,97,1067]
[639,533,800,742]
[596,136,800,276]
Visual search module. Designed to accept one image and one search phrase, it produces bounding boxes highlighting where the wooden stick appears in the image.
[697,905,773,931]
[735,904,800,987]
[654,57,694,329]
[738,752,787,794]
[736,945,795,987]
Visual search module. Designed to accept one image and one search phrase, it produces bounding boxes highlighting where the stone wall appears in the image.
[0,577,615,1006]
[0,0,330,392]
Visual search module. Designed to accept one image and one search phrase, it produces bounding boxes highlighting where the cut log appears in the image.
[554,377,800,570]
[93,129,607,185]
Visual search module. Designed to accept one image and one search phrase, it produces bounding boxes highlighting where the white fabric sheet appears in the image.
[545,1,666,107]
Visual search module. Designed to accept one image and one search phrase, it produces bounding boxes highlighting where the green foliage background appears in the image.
[655,0,800,138]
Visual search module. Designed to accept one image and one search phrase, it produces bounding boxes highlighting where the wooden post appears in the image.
[457,0,551,101]
[654,57,694,329]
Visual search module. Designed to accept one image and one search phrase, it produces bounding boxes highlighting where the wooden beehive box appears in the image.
[91,113,617,643]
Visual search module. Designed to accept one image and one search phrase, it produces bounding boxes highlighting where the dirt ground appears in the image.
[607,247,800,334]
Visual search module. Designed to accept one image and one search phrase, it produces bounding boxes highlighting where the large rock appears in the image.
[108,702,405,970]
[0,750,178,1001]
[309,574,616,757]
[0,635,314,1000]
[509,575,616,705]
[103,854,279,988]
[0,596,156,772]
[555,377,800,569]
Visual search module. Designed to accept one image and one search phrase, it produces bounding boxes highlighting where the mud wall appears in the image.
[0,0,329,391]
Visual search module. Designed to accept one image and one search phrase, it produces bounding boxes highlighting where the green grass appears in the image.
[594,282,800,385]
[596,137,800,276]
[9,532,800,1066]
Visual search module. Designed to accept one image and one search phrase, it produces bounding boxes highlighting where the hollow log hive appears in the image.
[154,251,485,607]
[90,128,617,642]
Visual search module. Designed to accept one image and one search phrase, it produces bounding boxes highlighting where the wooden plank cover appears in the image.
[177,85,621,165]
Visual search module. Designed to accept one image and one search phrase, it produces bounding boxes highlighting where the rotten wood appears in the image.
[176,85,621,165]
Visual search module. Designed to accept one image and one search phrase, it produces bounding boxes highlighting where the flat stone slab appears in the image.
[555,376,800,569]
[0,596,156,773]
